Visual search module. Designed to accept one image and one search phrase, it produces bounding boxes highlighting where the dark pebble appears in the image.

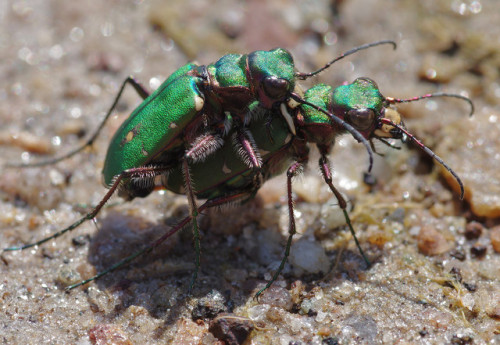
[209,313,254,345]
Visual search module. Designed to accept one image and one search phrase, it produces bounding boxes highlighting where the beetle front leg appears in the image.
[233,127,264,189]
[185,132,224,163]
[255,160,304,298]
[318,154,370,267]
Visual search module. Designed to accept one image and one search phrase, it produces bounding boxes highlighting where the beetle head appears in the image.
[247,48,295,109]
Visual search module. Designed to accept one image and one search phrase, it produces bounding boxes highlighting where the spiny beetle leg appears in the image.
[182,127,265,291]
[365,136,401,185]
[6,76,150,168]
[3,165,169,252]
[369,139,385,157]
[364,139,386,187]
[67,191,252,291]
[255,160,304,299]
[233,127,264,189]
[233,127,262,170]
[185,132,224,164]
[318,154,370,267]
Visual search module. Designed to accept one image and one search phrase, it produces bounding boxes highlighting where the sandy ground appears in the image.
[1,0,499,344]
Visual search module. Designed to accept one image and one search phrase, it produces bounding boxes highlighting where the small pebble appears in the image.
[88,324,132,345]
[463,282,477,292]
[72,235,88,247]
[209,313,254,345]
[450,334,474,345]
[470,244,487,259]
[0,131,53,154]
[487,304,500,321]
[56,267,81,287]
[449,247,466,261]
[258,285,293,310]
[341,315,377,344]
[192,290,227,320]
[171,318,207,345]
[322,337,339,345]
[289,237,330,276]
[290,280,305,305]
[418,226,452,256]
[317,326,332,337]
[464,221,483,240]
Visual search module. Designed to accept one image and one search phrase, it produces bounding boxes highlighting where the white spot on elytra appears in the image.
[194,95,204,111]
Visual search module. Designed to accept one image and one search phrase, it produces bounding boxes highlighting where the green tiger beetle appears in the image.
[4,41,473,298]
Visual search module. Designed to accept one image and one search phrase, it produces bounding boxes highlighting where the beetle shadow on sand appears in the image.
[82,195,373,330]
[81,198,259,316]
[84,205,197,320]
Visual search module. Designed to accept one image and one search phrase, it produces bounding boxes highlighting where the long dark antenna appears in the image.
[296,40,397,80]
[386,93,474,117]
[380,118,465,199]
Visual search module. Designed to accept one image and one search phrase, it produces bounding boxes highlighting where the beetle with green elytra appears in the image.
[100,41,400,201]
[5,56,473,299]
[4,42,399,265]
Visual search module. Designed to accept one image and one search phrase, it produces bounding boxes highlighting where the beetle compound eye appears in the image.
[262,76,290,100]
[346,108,375,131]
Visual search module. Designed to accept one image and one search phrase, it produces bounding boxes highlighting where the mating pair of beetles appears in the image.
[5,40,473,297]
